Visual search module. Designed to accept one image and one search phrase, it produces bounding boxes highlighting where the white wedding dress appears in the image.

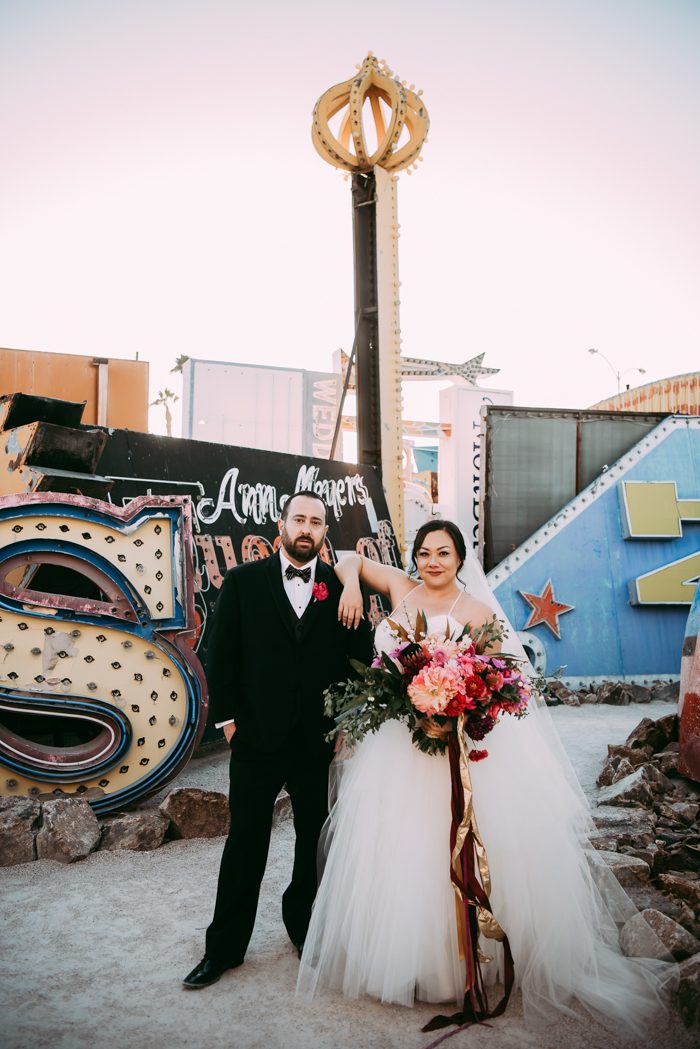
[297,610,676,1036]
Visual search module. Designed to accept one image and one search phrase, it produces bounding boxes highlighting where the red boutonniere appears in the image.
[312,581,329,602]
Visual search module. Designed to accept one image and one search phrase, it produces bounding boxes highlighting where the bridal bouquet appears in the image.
[325,612,531,758]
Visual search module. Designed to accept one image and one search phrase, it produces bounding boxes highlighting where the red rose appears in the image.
[312,582,328,601]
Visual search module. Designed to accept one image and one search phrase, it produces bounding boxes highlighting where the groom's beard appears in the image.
[280,528,324,564]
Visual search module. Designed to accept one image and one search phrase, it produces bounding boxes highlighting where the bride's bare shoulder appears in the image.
[386,575,421,610]
[453,592,495,628]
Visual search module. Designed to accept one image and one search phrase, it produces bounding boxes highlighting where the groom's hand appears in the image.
[338,584,363,629]
[223,723,237,744]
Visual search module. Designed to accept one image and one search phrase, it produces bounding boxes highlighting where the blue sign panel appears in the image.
[487,417,700,686]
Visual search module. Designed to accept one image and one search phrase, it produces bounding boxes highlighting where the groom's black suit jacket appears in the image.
[206,551,372,756]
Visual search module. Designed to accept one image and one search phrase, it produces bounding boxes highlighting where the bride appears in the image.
[297,519,675,1036]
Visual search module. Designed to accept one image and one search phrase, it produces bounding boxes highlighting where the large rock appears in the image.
[650,680,680,703]
[100,812,170,852]
[620,909,699,962]
[625,714,678,752]
[159,788,230,839]
[611,757,636,784]
[597,681,633,705]
[625,887,698,936]
[655,745,681,776]
[608,743,653,765]
[670,801,699,827]
[0,797,41,866]
[643,762,675,795]
[597,745,653,788]
[620,842,664,872]
[597,767,655,809]
[674,951,700,1028]
[545,679,579,705]
[579,691,600,704]
[596,849,651,888]
[658,872,700,908]
[590,806,656,851]
[35,798,100,863]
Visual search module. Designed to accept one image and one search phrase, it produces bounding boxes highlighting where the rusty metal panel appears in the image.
[591,372,700,415]
[1,421,107,473]
[0,393,85,432]
[483,406,667,571]
[0,414,112,499]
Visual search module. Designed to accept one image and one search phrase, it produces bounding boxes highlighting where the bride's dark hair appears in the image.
[410,519,467,581]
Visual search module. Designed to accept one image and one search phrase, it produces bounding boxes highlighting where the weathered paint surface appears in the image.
[679,583,700,782]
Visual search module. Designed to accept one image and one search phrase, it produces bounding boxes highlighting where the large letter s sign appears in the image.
[0,493,206,814]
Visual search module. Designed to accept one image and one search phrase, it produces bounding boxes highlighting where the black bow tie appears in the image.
[285,564,312,583]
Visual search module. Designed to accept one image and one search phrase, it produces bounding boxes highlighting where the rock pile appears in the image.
[0,787,290,866]
[546,678,679,706]
[593,713,700,1026]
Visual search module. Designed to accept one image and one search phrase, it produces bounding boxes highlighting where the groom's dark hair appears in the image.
[281,490,327,524]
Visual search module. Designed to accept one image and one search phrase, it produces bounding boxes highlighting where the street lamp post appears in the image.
[588,348,646,395]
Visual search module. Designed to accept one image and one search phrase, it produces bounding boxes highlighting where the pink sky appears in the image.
[1,0,698,433]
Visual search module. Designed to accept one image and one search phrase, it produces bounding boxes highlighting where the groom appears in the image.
[183,490,372,989]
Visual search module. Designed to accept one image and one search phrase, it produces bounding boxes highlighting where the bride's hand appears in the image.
[338,584,364,629]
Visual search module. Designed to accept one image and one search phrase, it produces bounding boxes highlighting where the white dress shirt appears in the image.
[280,549,317,618]
[215,551,318,729]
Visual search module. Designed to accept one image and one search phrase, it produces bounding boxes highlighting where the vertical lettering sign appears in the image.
[0,493,206,813]
[303,373,341,459]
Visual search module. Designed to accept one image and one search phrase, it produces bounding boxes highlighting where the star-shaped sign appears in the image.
[519,580,574,639]
[339,351,500,389]
[400,352,500,384]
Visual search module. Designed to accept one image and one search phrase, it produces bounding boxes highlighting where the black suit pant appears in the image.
[205,736,331,966]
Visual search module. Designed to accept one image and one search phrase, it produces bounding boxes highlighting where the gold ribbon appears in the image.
[418,716,452,741]
[451,712,507,963]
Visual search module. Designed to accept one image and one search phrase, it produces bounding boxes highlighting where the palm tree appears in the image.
[171,355,190,374]
[151,388,178,437]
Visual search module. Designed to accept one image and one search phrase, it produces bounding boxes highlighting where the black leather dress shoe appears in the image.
[182,957,236,989]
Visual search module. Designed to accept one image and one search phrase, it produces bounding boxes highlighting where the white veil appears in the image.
[457,541,678,1034]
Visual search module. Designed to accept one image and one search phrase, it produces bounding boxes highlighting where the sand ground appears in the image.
[1,701,695,1049]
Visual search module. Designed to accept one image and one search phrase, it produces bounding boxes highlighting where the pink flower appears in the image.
[407,665,461,716]
[426,638,459,666]
[457,654,476,677]
[312,582,328,602]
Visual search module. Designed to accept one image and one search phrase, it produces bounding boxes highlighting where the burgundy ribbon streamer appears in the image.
[421,734,515,1046]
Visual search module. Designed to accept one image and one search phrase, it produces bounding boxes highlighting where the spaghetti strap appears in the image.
[446,590,463,618]
[388,582,424,623]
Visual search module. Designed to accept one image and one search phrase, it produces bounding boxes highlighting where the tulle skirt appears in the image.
[297,708,676,1037]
